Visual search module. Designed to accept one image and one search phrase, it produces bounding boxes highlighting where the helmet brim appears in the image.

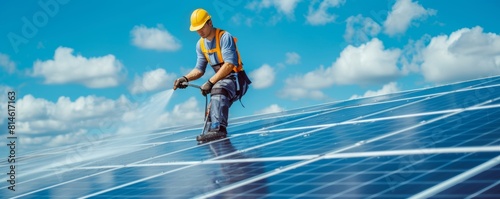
[189,23,205,31]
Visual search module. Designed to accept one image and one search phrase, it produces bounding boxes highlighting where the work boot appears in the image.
[207,126,227,139]
[197,126,227,143]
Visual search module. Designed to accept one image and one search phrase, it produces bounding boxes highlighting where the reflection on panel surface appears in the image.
[2,75,500,198]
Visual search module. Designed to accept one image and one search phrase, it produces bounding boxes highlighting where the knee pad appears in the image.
[211,88,229,98]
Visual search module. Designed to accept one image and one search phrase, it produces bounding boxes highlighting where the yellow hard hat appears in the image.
[190,8,211,31]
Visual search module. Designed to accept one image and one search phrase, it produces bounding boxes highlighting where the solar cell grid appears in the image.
[91,160,294,199]
[229,110,323,133]
[346,109,500,153]
[298,153,498,198]
[3,75,499,198]
[265,97,429,131]
[474,76,500,86]
[224,114,442,160]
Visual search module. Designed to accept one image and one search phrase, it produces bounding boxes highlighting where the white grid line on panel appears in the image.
[334,127,500,198]
[13,79,500,198]
[466,180,500,199]
[194,97,497,198]
[410,155,500,199]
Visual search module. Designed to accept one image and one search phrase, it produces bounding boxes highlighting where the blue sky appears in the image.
[1,0,500,149]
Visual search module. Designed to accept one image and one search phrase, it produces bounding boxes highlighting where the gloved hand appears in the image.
[173,76,188,90]
[200,80,214,96]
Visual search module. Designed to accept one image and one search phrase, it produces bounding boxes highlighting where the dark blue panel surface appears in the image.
[25,166,181,198]
[95,161,295,199]
[3,75,500,198]
[344,108,500,153]
[265,97,426,131]
[432,164,500,198]
[223,114,442,159]
[219,153,500,198]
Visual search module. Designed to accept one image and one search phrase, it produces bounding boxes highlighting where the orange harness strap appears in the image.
[199,29,244,72]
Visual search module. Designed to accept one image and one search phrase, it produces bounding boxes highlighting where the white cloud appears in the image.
[246,0,302,21]
[297,39,401,86]
[400,35,431,74]
[118,90,200,134]
[330,38,403,85]
[350,82,400,99]
[245,0,301,26]
[250,64,275,89]
[255,104,285,115]
[13,89,207,149]
[32,47,124,88]
[0,53,16,73]
[129,68,176,94]
[306,0,345,25]
[131,24,181,51]
[344,15,381,44]
[384,0,436,36]
[421,26,500,83]
[285,52,301,65]
[155,97,203,127]
[20,129,88,147]
[16,94,130,135]
[279,82,326,100]
[280,72,327,100]
[280,38,402,100]
[231,13,254,27]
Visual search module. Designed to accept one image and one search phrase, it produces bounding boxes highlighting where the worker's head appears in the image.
[190,8,213,37]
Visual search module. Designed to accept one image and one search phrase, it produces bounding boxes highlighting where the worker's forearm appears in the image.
[209,63,234,83]
[185,69,204,81]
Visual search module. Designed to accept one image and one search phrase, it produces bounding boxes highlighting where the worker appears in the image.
[173,8,249,139]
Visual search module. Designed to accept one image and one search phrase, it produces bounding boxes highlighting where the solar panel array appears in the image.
[2,75,500,198]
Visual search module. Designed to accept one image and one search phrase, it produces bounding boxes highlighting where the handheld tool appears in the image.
[180,82,226,144]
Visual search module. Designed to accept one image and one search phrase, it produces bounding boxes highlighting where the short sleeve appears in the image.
[220,32,238,66]
[194,39,208,73]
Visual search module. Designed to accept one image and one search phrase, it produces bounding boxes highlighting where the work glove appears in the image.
[173,76,188,90]
[200,80,214,96]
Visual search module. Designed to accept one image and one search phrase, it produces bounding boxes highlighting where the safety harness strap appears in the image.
[200,29,250,107]
[199,29,243,73]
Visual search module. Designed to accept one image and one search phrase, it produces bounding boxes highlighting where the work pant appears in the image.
[209,77,236,130]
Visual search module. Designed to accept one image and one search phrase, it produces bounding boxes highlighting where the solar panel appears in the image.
[2,75,500,198]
